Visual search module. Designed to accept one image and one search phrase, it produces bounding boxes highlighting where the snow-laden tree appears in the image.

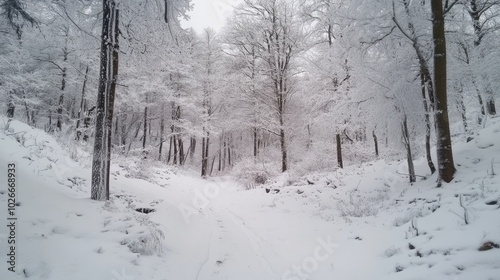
[225,0,308,172]
[91,0,192,201]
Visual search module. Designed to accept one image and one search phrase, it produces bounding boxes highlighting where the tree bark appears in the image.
[189,137,196,164]
[253,127,258,158]
[7,90,15,120]
[142,104,148,159]
[201,129,210,177]
[421,72,436,174]
[402,115,416,183]
[56,43,68,131]
[158,104,165,161]
[431,0,455,183]
[336,133,343,169]
[372,130,379,157]
[91,0,119,201]
[76,65,89,140]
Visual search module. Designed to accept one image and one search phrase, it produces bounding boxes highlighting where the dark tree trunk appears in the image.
[91,0,119,201]
[173,135,178,164]
[201,136,206,176]
[487,99,496,116]
[201,130,210,177]
[223,135,227,171]
[431,0,455,184]
[167,136,173,163]
[178,136,184,165]
[280,127,287,172]
[402,115,416,183]
[158,104,165,161]
[218,134,223,172]
[372,130,378,157]
[228,134,232,167]
[7,90,15,120]
[120,113,127,154]
[142,105,148,159]
[336,133,343,168]
[253,128,258,158]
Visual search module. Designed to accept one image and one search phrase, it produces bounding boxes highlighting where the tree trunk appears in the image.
[486,98,496,116]
[228,135,232,167]
[402,115,416,183]
[7,90,15,120]
[158,104,165,161]
[421,72,436,174]
[253,127,258,158]
[173,135,178,164]
[91,0,119,201]
[372,130,378,157]
[307,124,312,149]
[336,133,343,168]
[120,113,127,154]
[218,134,223,172]
[76,65,89,140]
[56,45,68,131]
[189,137,196,164]
[167,136,173,163]
[201,130,210,177]
[280,127,287,172]
[178,136,184,165]
[431,0,455,184]
[223,135,227,171]
[142,104,148,159]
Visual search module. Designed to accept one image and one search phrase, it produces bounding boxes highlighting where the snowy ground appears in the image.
[1,115,499,280]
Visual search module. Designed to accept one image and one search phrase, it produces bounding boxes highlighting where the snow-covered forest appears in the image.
[0,0,499,279]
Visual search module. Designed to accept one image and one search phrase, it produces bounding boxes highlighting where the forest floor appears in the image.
[1,115,500,280]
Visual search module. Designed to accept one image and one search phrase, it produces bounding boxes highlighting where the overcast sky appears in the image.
[181,0,239,33]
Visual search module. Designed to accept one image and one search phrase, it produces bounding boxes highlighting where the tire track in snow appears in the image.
[194,199,280,279]
[224,208,283,278]
[195,207,217,280]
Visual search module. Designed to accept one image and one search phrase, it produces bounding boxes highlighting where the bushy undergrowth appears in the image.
[336,189,390,218]
[231,157,279,190]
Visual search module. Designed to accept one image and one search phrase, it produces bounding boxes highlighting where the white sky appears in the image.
[181,0,239,33]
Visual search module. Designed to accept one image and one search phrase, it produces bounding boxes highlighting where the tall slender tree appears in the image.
[431,0,455,184]
[91,0,119,201]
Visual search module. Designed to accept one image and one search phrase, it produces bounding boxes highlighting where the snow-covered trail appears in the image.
[2,116,500,280]
[172,178,282,280]
[195,205,278,279]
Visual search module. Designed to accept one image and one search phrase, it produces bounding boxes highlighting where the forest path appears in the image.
[194,178,281,280]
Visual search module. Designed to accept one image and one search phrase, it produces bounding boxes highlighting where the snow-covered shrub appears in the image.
[336,193,379,217]
[291,142,337,176]
[116,214,165,256]
[127,225,164,256]
[117,158,154,181]
[393,209,423,227]
[231,158,278,190]
[384,246,400,258]
[129,214,164,255]
[337,188,389,218]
